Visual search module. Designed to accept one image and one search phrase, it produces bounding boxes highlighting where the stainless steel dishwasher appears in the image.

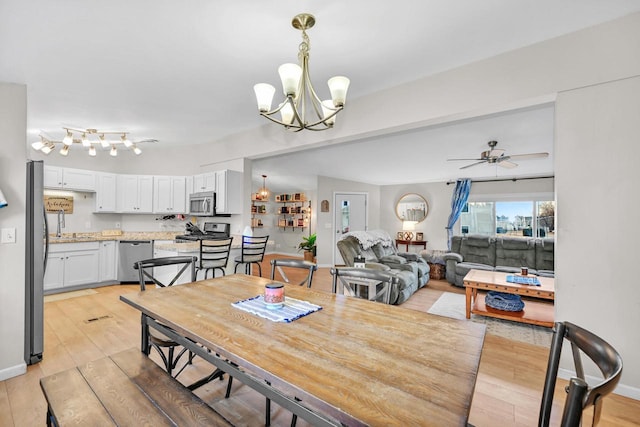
[118,240,153,283]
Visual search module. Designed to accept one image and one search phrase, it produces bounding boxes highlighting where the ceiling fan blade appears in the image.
[488,148,505,158]
[507,152,549,160]
[460,160,487,170]
[498,160,518,169]
[447,157,483,161]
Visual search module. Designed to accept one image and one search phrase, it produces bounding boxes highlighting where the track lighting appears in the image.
[62,130,73,146]
[31,127,155,157]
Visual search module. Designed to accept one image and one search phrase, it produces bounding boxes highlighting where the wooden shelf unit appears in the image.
[250,193,269,229]
[275,193,309,231]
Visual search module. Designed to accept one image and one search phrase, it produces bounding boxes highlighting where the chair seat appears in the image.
[200,260,227,269]
[149,326,178,347]
[234,254,263,263]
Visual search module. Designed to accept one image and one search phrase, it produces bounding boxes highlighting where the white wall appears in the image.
[555,76,640,397]
[0,82,27,380]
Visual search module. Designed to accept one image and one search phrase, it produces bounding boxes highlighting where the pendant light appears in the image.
[258,174,270,200]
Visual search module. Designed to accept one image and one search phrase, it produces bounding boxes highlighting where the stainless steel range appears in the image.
[175,222,231,241]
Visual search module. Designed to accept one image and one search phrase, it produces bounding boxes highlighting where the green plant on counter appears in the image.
[298,233,316,254]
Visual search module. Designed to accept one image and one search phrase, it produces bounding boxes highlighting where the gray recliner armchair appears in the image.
[336,230,429,304]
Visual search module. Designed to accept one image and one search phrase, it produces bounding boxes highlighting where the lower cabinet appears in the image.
[44,242,100,291]
[99,241,118,282]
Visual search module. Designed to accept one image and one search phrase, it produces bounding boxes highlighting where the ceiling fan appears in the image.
[448,140,549,169]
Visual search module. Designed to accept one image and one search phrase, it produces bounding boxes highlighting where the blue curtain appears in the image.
[446,179,472,250]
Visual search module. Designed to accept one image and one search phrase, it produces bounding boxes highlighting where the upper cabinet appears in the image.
[44,166,96,192]
[192,172,216,193]
[216,170,242,214]
[117,174,154,213]
[95,172,117,212]
[153,176,186,213]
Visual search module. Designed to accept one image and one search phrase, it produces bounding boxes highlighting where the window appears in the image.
[460,200,554,238]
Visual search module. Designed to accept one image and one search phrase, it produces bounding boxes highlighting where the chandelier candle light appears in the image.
[254,13,350,131]
[31,127,154,157]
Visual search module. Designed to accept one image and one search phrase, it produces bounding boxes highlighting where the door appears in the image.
[333,192,368,265]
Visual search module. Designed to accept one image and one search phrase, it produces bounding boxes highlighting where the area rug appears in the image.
[44,288,98,302]
[428,292,552,347]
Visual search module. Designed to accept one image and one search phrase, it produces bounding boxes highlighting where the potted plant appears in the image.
[298,233,317,262]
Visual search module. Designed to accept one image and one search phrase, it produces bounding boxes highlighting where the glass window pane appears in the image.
[496,201,533,237]
[460,202,494,235]
[341,200,350,233]
[536,201,555,238]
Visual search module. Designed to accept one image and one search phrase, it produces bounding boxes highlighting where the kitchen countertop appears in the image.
[154,235,246,252]
[48,231,181,244]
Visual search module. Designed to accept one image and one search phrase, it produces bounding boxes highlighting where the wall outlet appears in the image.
[1,227,16,244]
[85,221,92,229]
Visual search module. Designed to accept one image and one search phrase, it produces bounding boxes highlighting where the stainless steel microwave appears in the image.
[189,191,216,216]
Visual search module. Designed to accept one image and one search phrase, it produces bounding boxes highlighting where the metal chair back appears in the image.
[234,235,269,276]
[539,321,623,427]
[198,237,233,279]
[330,267,396,304]
[134,256,197,290]
[270,258,317,288]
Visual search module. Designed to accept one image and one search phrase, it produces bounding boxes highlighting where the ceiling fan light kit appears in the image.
[448,140,549,170]
[254,13,350,131]
[31,127,156,157]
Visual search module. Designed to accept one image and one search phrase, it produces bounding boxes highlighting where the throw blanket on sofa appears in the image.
[339,230,394,249]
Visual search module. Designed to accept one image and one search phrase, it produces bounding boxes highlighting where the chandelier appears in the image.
[31,127,155,157]
[253,13,350,131]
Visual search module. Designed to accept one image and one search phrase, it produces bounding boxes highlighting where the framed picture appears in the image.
[416,232,424,241]
[396,231,404,239]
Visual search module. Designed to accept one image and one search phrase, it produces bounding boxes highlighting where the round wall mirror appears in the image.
[395,193,429,223]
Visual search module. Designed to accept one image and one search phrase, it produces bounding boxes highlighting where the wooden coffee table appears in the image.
[463,269,555,328]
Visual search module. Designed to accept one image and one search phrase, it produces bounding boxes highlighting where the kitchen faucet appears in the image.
[56,209,65,237]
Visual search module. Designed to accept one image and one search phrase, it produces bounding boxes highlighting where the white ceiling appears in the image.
[253,104,555,189]
[2,1,639,184]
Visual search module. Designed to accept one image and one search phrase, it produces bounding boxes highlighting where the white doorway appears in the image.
[333,192,368,265]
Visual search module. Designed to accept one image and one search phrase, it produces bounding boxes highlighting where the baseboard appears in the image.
[0,362,27,381]
[558,368,640,401]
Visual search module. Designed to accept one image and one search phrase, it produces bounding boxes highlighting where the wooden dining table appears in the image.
[120,274,486,426]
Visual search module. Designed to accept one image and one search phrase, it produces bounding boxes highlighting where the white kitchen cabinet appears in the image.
[43,254,65,291]
[153,176,186,214]
[117,174,153,213]
[215,169,243,214]
[44,166,96,191]
[192,172,216,193]
[99,241,118,282]
[44,242,100,291]
[95,172,117,212]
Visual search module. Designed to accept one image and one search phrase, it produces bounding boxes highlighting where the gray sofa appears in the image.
[336,230,430,304]
[443,234,555,287]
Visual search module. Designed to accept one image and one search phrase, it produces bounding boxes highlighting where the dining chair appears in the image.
[197,237,233,279]
[330,267,397,304]
[134,256,197,378]
[538,321,623,427]
[233,235,269,276]
[270,258,317,288]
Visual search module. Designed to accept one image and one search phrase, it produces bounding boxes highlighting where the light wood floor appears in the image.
[2,255,639,426]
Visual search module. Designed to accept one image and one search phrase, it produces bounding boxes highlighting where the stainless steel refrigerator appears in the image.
[25,160,46,364]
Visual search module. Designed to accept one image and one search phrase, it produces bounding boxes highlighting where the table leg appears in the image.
[465,287,472,319]
[141,314,150,355]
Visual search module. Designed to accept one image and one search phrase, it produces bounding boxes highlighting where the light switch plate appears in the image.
[1,227,16,244]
